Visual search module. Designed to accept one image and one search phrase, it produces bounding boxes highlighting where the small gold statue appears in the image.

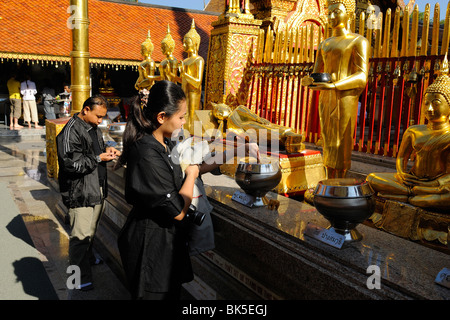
[159,24,180,83]
[180,19,205,133]
[99,71,114,94]
[135,30,160,91]
[367,55,450,211]
[302,0,369,178]
[212,103,305,154]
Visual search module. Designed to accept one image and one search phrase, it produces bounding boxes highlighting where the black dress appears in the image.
[118,134,193,299]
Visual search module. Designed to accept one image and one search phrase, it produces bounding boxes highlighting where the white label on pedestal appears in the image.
[435,268,450,289]
[304,222,345,249]
[232,190,255,207]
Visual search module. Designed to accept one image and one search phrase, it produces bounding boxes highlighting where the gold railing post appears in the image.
[70,0,91,115]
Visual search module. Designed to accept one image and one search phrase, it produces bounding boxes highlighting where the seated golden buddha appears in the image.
[366,58,450,211]
[99,71,115,95]
[211,102,304,154]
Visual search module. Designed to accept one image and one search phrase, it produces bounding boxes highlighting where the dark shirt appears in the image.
[124,133,185,224]
[89,128,106,185]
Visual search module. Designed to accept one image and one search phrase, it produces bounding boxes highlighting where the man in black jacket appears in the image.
[57,95,120,291]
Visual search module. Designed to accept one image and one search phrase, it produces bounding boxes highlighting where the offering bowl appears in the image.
[235,158,281,207]
[98,118,112,141]
[313,178,375,242]
[310,72,332,83]
[108,122,126,150]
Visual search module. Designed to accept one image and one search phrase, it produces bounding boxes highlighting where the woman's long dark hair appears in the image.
[115,80,185,168]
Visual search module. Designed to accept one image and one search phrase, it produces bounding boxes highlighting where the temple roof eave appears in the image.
[0,52,141,68]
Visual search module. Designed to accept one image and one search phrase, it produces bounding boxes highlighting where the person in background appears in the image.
[56,95,121,291]
[20,75,43,129]
[42,81,56,120]
[63,84,72,98]
[61,84,72,116]
[7,73,23,130]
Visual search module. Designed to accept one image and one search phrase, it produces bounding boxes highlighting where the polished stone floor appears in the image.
[0,125,129,300]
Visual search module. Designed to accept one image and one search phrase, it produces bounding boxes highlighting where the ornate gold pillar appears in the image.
[249,0,298,28]
[70,0,91,114]
[205,4,262,108]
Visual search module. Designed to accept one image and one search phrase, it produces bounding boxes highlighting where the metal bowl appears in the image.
[108,122,126,149]
[98,118,112,132]
[310,72,332,83]
[313,178,375,242]
[98,118,112,141]
[235,158,281,207]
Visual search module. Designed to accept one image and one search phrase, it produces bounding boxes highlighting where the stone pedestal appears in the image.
[220,149,325,197]
[45,118,69,179]
[370,198,450,248]
[75,164,450,300]
[201,173,450,299]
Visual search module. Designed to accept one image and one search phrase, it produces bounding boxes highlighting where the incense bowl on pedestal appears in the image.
[313,178,375,242]
[235,158,281,207]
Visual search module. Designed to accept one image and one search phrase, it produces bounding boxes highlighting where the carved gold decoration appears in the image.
[370,199,449,246]
[205,34,227,106]
[205,12,262,108]
[220,149,324,196]
[284,0,328,31]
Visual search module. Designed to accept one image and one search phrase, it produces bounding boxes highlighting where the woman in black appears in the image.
[116,81,200,300]
[116,81,259,300]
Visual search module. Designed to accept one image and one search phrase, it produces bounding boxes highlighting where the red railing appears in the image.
[246,54,445,158]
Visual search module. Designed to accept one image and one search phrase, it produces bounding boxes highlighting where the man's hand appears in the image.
[106,146,121,157]
[99,147,121,162]
[99,152,116,162]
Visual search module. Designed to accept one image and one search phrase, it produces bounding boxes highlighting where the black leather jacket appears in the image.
[56,114,107,208]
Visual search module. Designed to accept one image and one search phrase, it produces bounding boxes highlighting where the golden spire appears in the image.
[142,30,154,53]
[162,24,175,51]
[441,53,449,75]
[184,19,201,51]
[425,53,450,105]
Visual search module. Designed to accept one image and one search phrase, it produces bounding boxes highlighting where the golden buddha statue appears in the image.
[302,0,369,178]
[135,30,160,91]
[211,102,305,154]
[366,56,450,211]
[159,24,180,83]
[180,19,205,133]
[99,71,114,95]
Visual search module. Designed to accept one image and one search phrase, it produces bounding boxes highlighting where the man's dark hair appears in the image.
[83,94,108,110]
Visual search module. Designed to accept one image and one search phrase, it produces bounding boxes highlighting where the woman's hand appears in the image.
[246,142,260,161]
[185,164,200,179]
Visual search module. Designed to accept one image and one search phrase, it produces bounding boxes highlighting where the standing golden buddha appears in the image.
[135,31,160,91]
[160,25,180,83]
[180,19,205,133]
[303,0,369,179]
[367,56,450,211]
